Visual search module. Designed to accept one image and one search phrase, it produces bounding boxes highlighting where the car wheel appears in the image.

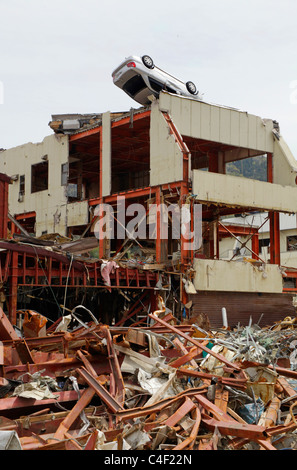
[186,81,197,95]
[142,55,154,69]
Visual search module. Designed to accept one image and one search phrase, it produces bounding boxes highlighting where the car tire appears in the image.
[142,55,154,69]
[186,81,197,95]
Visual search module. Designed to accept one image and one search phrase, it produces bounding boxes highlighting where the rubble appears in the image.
[0,300,297,451]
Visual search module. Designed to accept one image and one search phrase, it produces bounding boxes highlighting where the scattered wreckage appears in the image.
[1,298,297,451]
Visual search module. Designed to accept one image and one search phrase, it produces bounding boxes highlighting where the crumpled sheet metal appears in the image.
[0,430,22,450]
[1,307,297,450]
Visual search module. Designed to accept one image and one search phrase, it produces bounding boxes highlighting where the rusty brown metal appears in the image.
[169,347,199,368]
[1,295,297,450]
[214,384,229,414]
[277,376,297,398]
[178,367,247,389]
[164,397,196,427]
[53,387,95,441]
[172,406,201,450]
[100,325,125,406]
[172,337,200,368]
[201,414,268,440]
[76,366,123,414]
[115,385,208,422]
[0,391,81,416]
[258,396,281,428]
[148,313,241,371]
[0,307,19,341]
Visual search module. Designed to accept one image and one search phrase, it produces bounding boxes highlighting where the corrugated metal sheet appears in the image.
[158,93,274,153]
[150,102,183,185]
[188,291,295,329]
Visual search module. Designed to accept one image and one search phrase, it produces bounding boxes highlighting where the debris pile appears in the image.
[1,302,297,451]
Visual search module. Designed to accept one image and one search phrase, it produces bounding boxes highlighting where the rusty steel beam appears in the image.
[177,367,247,389]
[196,394,277,449]
[26,432,94,451]
[0,391,80,415]
[148,313,241,371]
[3,355,112,381]
[258,396,281,428]
[266,421,297,437]
[76,367,123,414]
[53,387,96,441]
[269,211,280,265]
[214,384,229,414]
[164,397,196,427]
[173,406,201,450]
[115,386,208,421]
[169,346,200,369]
[0,307,19,341]
[195,393,234,422]
[201,414,268,440]
[101,325,125,406]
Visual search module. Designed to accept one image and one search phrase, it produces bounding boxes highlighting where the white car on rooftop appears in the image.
[112,55,202,106]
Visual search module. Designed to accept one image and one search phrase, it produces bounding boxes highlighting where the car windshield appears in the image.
[123,74,147,97]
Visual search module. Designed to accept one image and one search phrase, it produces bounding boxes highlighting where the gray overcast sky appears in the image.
[1,0,297,157]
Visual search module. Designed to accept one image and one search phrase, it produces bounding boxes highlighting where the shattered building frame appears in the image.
[1,92,297,328]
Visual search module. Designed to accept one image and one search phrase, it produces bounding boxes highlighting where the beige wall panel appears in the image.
[0,134,69,236]
[256,117,266,151]
[219,107,231,144]
[247,113,257,150]
[190,99,201,136]
[170,95,182,128]
[239,112,249,148]
[158,93,274,153]
[280,250,297,269]
[66,200,89,227]
[193,258,283,293]
[181,99,192,137]
[273,136,297,186]
[210,106,220,142]
[200,102,211,141]
[150,101,183,185]
[230,111,240,147]
[193,169,297,213]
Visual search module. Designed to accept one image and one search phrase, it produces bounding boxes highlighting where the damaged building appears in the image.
[1,92,297,329]
[2,91,297,450]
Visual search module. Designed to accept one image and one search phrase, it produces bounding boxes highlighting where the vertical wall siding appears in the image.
[159,93,274,153]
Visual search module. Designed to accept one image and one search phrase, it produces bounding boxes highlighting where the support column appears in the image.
[269,212,280,265]
[0,173,10,240]
[9,251,18,325]
[267,152,273,183]
[251,233,259,260]
[98,128,105,259]
[208,152,219,173]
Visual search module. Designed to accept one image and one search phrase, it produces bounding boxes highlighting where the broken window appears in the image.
[31,161,48,193]
[15,212,36,235]
[18,175,25,201]
[259,238,270,254]
[61,163,69,186]
[133,170,150,189]
[287,235,297,251]
[226,154,268,182]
